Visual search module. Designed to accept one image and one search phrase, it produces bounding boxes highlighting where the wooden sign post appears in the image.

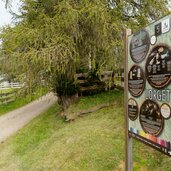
[125,29,133,171]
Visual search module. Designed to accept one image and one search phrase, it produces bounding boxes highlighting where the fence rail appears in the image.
[0,82,23,104]
[114,73,124,88]
[0,82,23,90]
[0,91,16,104]
[76,71,124,95]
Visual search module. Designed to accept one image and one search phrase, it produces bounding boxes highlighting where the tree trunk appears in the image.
[58,94,78,117]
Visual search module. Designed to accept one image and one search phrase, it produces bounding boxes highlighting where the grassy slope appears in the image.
[0,90,171,171]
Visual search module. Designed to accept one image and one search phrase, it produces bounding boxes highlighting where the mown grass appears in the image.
[0,87,47,116]
[0,88,14,94]
[0,90,171,171]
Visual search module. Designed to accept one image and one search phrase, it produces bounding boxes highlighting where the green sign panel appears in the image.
[128,15,171,156]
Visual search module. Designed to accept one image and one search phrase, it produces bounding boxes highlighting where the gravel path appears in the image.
[0,93,57,143]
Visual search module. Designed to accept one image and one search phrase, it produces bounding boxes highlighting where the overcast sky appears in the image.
[0,0,21,27]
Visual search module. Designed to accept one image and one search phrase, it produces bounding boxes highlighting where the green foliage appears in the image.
[0,0,170,95]
[113,0,170,29]
[55,74,79,96]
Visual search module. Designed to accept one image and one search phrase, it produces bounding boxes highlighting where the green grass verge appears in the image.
[0,87,48,116]
[0,90,171,171]
[0,88,14,94]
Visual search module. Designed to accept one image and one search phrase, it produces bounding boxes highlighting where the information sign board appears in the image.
[127,15,171,156]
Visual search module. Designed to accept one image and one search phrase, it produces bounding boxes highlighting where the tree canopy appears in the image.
[0,0,170,95]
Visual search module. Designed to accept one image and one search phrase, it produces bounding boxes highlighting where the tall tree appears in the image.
[0,0,170,111]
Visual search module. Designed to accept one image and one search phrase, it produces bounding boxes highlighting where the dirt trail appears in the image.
[0,93,57,143]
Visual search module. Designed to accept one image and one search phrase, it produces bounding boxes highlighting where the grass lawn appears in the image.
[0,88,14,94]
[0,90,171,171]
[0,87,47,116]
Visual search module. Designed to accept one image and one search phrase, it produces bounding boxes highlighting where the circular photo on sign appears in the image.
[161,103,171,119]
[140,100,164,136]
[146,44,171,89]
[128,65,145,97]
[130,30,150,63]
[128,98,138,121]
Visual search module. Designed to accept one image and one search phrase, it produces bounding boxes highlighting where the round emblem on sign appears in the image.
[128,65,145,97]
[140,100,164,136]
[146,44,171,89]
[160,103,171,119]
[128,98,138,121]
[150,35,157,45]
[130,30,150,63]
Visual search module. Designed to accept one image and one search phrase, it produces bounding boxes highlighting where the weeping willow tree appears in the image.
[0,0,170,112]
[109,0,170,71]
[1,0,122,111]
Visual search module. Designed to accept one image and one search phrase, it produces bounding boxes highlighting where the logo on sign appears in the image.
[155,23,162,36]
[162,18,170,33]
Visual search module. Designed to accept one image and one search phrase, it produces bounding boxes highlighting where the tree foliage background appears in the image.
[0,0,170,97]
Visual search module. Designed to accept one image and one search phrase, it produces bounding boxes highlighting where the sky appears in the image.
[0,0,21,27]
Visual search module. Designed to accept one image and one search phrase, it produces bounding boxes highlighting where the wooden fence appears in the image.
[0,82,23,104]
[0,91,16,104]
[76,71,124,95]
[114,72,124,88]
[0,72,124,103]
[0,82,23,90]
